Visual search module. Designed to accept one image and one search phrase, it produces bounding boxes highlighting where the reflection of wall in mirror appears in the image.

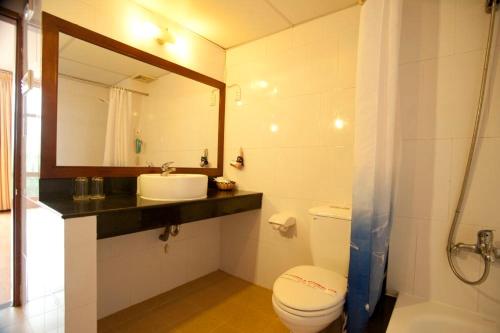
[57,77,143,167]
[57,77,109,166]
[57,73,218,168]
[138,74,219,168]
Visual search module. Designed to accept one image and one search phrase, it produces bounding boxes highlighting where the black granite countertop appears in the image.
[40,189,263,219]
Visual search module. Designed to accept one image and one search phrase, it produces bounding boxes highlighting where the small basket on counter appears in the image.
[214,177,236,191]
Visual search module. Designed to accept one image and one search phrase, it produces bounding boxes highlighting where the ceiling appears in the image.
[133,0,358,49]
[58,33,168,86]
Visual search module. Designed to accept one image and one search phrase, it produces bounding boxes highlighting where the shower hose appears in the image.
[446,0,498,285]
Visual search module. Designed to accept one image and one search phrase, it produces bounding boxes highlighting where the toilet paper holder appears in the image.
[268,213,296,232]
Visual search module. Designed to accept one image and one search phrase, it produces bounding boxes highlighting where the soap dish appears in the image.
[216,180,236,191]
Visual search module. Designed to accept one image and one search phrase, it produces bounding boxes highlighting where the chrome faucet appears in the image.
[160,162,176,176]
[452,229,499,263]
[477,230,496,263]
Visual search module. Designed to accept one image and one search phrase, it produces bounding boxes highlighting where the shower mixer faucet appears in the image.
[452,230,499,263]
[477,230,497,263]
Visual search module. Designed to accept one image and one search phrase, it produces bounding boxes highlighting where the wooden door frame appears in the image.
[0,6,24,307]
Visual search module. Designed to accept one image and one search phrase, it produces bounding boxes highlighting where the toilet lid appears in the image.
[273,265,347,312]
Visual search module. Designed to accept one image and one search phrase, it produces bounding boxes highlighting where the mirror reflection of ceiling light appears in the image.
[251,80,269,89]
[334,117,345,129]
[256,80,269,89]
[270,123,279,133]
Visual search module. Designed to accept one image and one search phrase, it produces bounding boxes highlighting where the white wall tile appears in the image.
[64,216,97,332]
[129,244,163,305]
[97,218,221,318]
[160,239,189,292]
[221,7,360,289]
[477,263,500,319]
[393,139,452,221]
[452,50,485,139]
[451,138,500,229]
[387,218,418,295]
[414,220,481,310]
[481,46,500,138]
[389,0,500,319]
[455,0,491,54]
[65,243,97,310]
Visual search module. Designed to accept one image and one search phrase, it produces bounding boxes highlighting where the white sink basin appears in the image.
[137,174,208,201]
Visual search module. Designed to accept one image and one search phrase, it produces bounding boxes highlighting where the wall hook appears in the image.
[200,148,209,167]
[230,147,244,169]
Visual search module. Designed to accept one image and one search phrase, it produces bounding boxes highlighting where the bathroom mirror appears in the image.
[41,13,225,178]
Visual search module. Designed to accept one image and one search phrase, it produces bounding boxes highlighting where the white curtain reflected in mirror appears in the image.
[103,87,132,166]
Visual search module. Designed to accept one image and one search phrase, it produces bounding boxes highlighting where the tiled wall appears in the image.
[97,219,220,318]
[65,216,97,333]
[388,0,500,319]
[220,6,360,289]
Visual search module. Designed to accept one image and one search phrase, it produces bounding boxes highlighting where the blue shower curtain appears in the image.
[346,1,402,332]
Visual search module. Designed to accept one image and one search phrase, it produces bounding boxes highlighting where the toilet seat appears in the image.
[273,265,347,314]
[273,294,344,318]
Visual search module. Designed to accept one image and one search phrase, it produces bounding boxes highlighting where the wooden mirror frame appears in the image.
[41,12,225,178]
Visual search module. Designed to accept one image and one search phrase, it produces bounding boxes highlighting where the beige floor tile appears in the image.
[211,323,242,333]
[261,318,289,333]
[0,212,12,305]
[169,311,222,333]
[200,297,247,323]
[98,271,281,333]
[0,322,33,333]
[0,306,26,329]
[225,305,275,333]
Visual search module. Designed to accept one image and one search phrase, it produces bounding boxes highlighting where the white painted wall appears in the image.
[220,6,360,289]
[388,0,500,319]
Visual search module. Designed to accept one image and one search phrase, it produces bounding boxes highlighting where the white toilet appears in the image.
[272,206,351,333]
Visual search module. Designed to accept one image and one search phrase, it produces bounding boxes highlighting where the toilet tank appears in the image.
[309,206,351,277]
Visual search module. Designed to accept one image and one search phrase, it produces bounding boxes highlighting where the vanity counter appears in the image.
[40,189,263,239]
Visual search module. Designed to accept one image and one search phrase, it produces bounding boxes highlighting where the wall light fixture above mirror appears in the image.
[41,12,226,178]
